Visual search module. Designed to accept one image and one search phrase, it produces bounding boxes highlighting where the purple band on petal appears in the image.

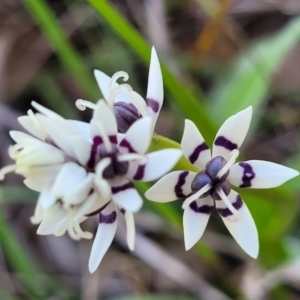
[189,143,209,164]
[189,201,213,214]
[133,164,145,180]
[214,136,237,151]
[175,171,189,198]
[100,211,117,224]
[109,135,117,144]
[217,195,243,217]
[146,98,159,113]
[112,181,134,194]
[87,136,103,169]
[239,162,255,188]
[120,139,136,153]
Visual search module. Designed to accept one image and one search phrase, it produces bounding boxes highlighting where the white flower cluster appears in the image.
[0,47,298,272]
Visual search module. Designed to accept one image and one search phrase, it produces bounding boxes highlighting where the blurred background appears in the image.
[0,0,300,299]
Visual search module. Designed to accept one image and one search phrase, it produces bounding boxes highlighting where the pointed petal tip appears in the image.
[88,262,97,274]
[184,240,194,251]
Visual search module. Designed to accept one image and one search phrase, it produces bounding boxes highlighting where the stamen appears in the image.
[182,184,211,209]
[0,164,17,180]
[75,99,97,111]
[95,158,112,179]
[118,153,147,164]
[217,149,239,179]
[27,109,40,127]
[217,188,240,221]
[126,90,148,117]
[73,192,98,221]
[74,223,93,239]
[95,120,112,151]
[67,210,81,240]
[109,71,129,92]
[107,85,130,108]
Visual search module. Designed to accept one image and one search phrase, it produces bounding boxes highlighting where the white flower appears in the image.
[145,107,299,258]
[76,46,163,134]
[0,100,182,273]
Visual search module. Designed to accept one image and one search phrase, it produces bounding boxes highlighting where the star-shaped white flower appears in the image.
[76,46,163,134]
[145,107,299,258]
[0,100,181,273]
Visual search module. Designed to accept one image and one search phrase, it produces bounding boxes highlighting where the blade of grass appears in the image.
[23,0,99,100]
[210,16,300,125]
[88,0,216,143]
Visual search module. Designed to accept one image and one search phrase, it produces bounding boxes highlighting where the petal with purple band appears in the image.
[119,117,152,154]
[212,106,252,161]
[181,120,211,169]
[94,70,131,104]
[91,101,118,138]
[183,196,214,250]
[88,201,118,273]
[145,171,196,202]
[127,149,182,182]
[111,179,143,212]
[215,190,259,258]
[146,47,163,123]
[229,160,299,189]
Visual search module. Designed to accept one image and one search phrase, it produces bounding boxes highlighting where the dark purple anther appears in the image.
[100,211,117,224]
[146,98,159,113]
[191,170,213,198]
[114,102,141,133]
[189,142,209,164]
[215,136,237,151]
[206,156,228,181]
[189,201,213,214]
[239,162,255,188]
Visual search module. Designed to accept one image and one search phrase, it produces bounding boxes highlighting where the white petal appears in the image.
[10,131,48,148]
[51,162,87,199]
[122,209,135,251]
[146,47,163,125]
[216,190,259,258]
[31,101,62,119]
[91,101,118,138]
[70,135,91,166]
[63,173,94,206]
[94,70,131,104]
[212,106,252,161]
[112,179,143,212]
[183,197,214,250]
[68,120,91,140]
[23,164,63,183]
[36,115,80,159]
[39,184,56,209]
[18,115,45,140]
[128,149,182,182]
[145,171,196,202]
[88,201,118,273]
[119,117,152,154]
[229,160,299,189]
[181,119,211,169]
[37,206,66,235]
[23,178,44,192]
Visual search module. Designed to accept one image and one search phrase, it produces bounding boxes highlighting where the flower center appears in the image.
[191,156,231,200]
[98,144,129,179]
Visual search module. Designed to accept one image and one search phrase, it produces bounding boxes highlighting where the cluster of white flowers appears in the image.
[0,47,298,273]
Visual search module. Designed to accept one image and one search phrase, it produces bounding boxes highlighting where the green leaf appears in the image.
[210,16,300,124]
[23,0,99,100]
